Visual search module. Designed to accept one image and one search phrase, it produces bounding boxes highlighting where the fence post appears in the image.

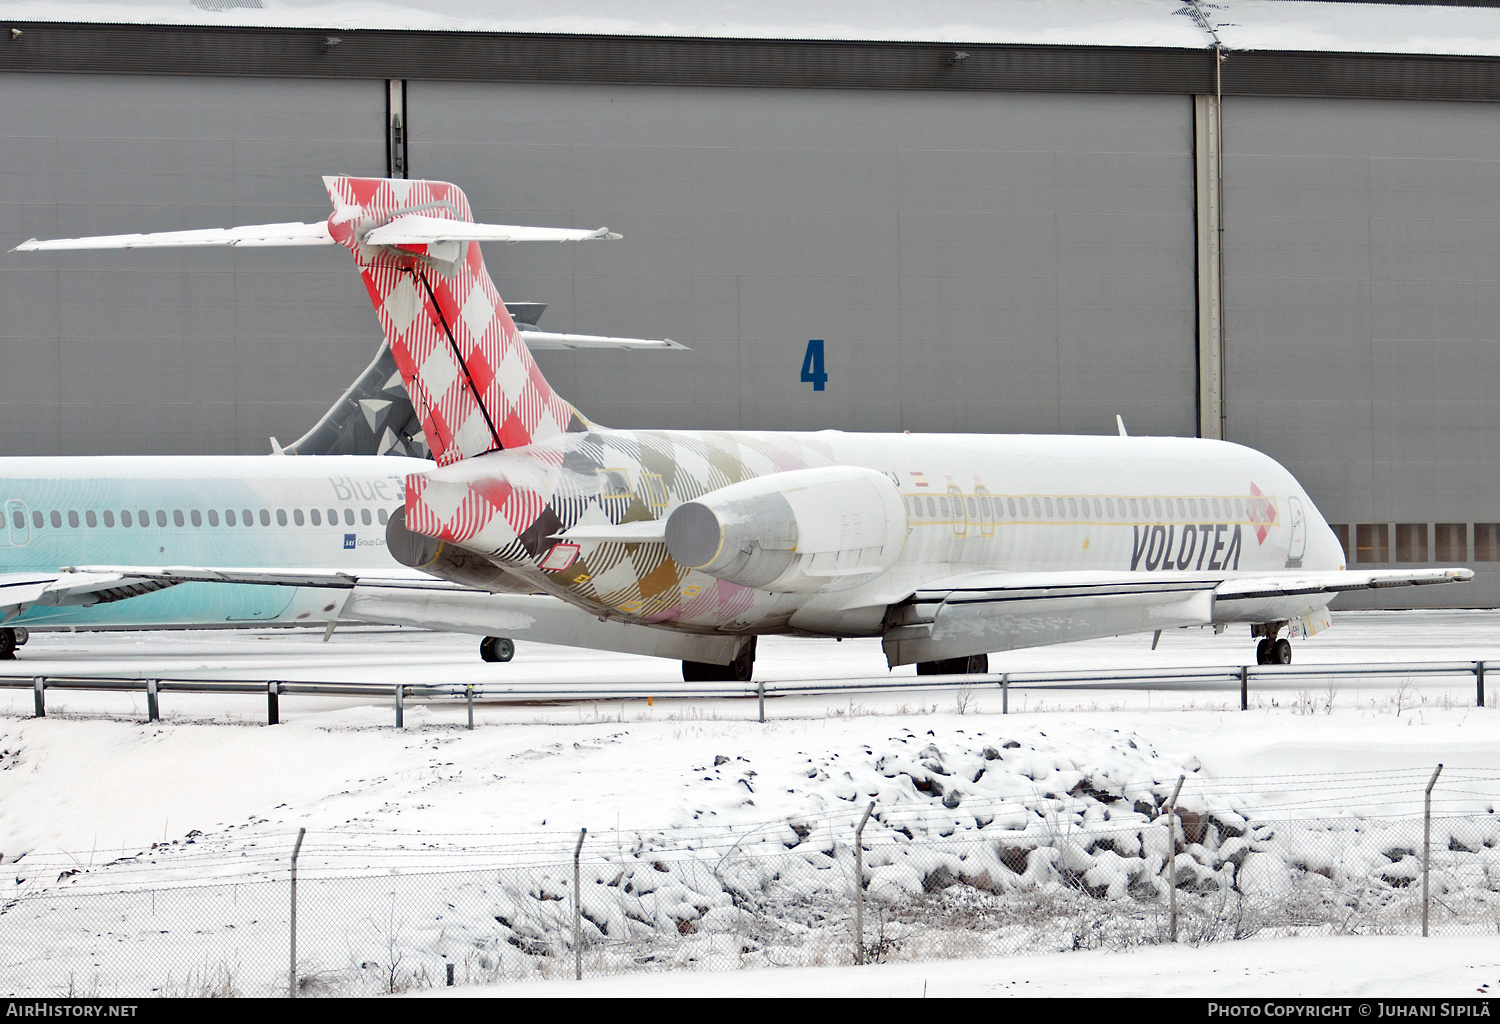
[573,827,587,980]
[289,827,306,998]
[757,680,765,724]
[1001,673,1009,715]
[394,684,404,728]
[267,681,279,726]
[1477,663,1485,708]
[853,801,875,965]
[1240,666,1248,711]
[1423,763,1443,937]
[1164,774,1185,942]
[466,684,474,730]
[146,679,159,723]
[32,676,43,718]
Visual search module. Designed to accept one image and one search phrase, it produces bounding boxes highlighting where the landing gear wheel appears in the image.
[0,628,15,661]
[1271,638,1292,665]
[480,636,514,663]
[682,637,756,682]
[916,654,990,675]
[1256,638,1273,665]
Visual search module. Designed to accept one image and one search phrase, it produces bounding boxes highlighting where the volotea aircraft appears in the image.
[6,176,1472,678]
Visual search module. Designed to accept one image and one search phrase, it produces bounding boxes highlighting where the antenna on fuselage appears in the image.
[1116,415,1128,437]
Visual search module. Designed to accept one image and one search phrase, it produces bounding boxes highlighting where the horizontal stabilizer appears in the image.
[363,215,620,245]
[520,330,688,351]
[13,221,334,251]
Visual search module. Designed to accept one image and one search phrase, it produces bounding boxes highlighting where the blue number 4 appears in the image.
[801,339,828,392]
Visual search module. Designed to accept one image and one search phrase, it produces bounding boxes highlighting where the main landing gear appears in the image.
[683,638,756,682]
[916,653,989,675]
[479,636,515,663]
[0,628,27,661]
[1253,623,1292,665]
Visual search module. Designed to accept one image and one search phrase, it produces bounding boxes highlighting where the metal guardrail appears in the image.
[0,659,1488,726]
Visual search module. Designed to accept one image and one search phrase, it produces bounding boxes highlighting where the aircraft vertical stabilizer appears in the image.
[322,176,591,465]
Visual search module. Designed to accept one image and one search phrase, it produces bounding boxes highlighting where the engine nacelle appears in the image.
[664,466,907,593]
[386,507,534,594]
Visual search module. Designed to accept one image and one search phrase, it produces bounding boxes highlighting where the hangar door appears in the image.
[409,83,1200,439]
[0,73,388,456]
[1221,97,1500,606]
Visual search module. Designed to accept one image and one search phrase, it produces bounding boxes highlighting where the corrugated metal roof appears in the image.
[5,0,1500,59]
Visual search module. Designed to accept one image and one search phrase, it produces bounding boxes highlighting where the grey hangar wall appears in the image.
[0,30,1496,608]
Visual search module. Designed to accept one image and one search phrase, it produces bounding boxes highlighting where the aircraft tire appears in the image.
[917,655,986,675]
[1272,638,1292,665]
[480,637,515,663]
[1256,638,1273,665]
[682,639,756,682]
[0,629,14,660]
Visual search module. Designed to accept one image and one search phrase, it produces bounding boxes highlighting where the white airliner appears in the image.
[4,176,1471,677]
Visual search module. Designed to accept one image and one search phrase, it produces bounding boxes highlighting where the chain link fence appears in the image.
[6,804,1500,997]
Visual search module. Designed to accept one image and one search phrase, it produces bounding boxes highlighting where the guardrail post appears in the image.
[394,684,404,729]
[32,676,43,718]
[1240,666,1249,711]
[146,679,159,723]
[854,800,874,965]
[289,826,305,998]
[1477,662,1485,708]
[757,680,765,724]
[466,684,474,730]
[1423,763,1443,937]
[1001,673,1009,715]
[267,682,280,726]
[573,827,587,980]
[1165,774,1185,942]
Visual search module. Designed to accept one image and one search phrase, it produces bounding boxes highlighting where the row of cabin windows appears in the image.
[906,493,1258,524]
[13,507,391,530]
[1332,523,1500,564]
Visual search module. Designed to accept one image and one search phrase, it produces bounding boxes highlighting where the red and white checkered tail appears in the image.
[323,176,595,466]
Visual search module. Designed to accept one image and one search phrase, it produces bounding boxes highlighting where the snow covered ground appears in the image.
[3,611,1500,997]
[430,936,1500,999]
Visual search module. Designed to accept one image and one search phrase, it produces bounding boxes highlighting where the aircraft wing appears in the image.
[67,565,468,592]
[1213,567,1473,600]
[0,571,180,621]
[58,566,741,663]
[883,567,1474,666]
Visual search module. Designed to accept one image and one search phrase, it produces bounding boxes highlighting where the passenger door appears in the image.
[1287,496,1307,566]
[4,500,29,547]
